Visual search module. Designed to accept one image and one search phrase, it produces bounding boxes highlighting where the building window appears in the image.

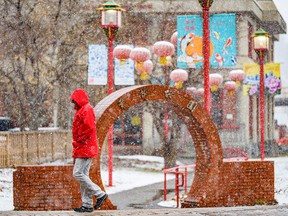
[248,21,253,59]
[211,89,239,129]
[113,109,143,146]
[249,96,253,140]
[211,91,223,126]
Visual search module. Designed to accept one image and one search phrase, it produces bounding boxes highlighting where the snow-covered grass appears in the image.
[0,156,287,211]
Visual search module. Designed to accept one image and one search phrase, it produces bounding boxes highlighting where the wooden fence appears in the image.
[0,130,72,168]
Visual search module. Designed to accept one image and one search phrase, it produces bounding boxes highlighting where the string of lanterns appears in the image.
[113,31,246,92]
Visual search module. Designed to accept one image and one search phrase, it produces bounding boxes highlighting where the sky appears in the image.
[0,155,288,211]
[273,0,288,88]
[271,0,288,126]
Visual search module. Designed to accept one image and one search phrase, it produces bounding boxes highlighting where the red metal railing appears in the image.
[162,148,248,208]
[163,164,196,208]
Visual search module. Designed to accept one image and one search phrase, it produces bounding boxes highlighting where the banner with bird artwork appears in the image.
[242,63,281,96]
[177,14,237,68]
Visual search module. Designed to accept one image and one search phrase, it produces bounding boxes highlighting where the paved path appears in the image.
[1,205,288,216]
[109,178,176,210]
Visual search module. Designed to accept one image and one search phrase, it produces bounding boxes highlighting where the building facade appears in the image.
[92,0,286,158]
[0,0,286,159]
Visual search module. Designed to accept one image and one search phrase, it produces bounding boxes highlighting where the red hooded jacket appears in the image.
[70,89,98,158]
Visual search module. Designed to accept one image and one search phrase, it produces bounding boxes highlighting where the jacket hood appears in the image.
[70,89,89,107]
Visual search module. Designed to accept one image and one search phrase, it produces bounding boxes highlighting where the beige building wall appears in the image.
[137,0,286,157]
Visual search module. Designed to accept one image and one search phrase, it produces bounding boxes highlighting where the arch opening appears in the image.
[93,85,223,209]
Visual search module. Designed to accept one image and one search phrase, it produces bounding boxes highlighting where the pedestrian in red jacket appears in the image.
[70,89,108,213]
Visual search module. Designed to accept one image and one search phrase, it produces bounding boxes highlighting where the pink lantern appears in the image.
[152,41,175,65]
[224,81,237,96]
[113,45,132,64]
[186,87,197,96]
[209,73,223,92]
[130,47,151,70]
[135,60,154,80]
[170,69,188,88]
[229,69,245,86]
[170,32,178,47]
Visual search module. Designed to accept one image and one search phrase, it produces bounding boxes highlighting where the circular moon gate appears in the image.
[93,85,223,209]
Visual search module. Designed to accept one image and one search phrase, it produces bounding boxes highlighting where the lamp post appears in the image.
[97,0,125,186]
[198,0,213,115]
[252,27,270,161]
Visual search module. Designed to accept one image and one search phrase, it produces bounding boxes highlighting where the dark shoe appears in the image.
[94,194,108,209]
[74,206,93,212]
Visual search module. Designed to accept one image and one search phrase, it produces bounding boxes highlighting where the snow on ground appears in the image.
[101,155,178,195]
[273,157,288,204]
[0,156,288,211]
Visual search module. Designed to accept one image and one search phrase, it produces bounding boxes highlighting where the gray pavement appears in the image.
[109,178,176,210]
[1,205,288,216]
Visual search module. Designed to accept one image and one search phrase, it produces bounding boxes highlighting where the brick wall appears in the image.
[13,164,116,211]
[182,161,275,207]
[14,165,80,211]
[218,161,275,206]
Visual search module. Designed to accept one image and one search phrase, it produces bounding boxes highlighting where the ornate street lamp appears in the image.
[252,27,270,161]
[97,0,125,39]
[97,0,125,187]
[198,0,214,115]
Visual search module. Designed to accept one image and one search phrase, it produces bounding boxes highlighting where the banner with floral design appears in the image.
[88,44,108,85]
[88,44,135,86]
[242,63,281,96]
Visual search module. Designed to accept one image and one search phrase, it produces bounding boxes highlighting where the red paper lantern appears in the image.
[170,69,188,88]
[130,47,151,69]
[153,41,175,65]
[229,69,245,86]
[209,73,223,92]
[224,81,237,96]
[113,45,132,64]
[135,60,154,80]
[170,32,178,47]
[186,87,197,96]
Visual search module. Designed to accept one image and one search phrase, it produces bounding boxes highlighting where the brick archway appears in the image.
[13,85,274,211]
[93,85,223,209]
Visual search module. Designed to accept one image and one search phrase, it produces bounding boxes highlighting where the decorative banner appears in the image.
[88,44,108,85]
[242,63,281,96]
[177,14,237,68]
[88,44,135,86]
[115,45,135,85]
